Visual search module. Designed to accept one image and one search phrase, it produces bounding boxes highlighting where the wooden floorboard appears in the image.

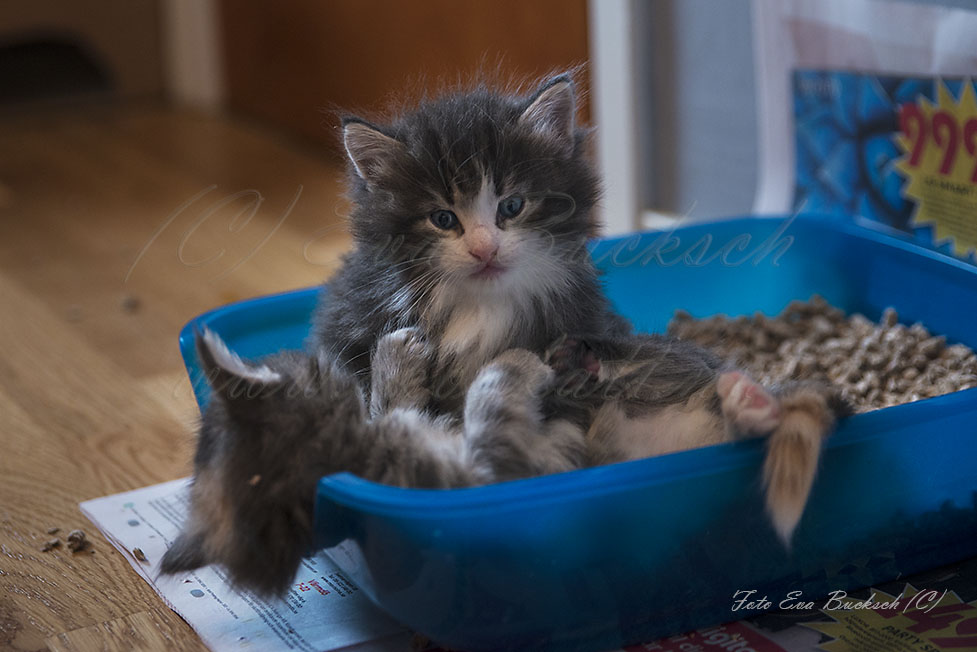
[0,102,352,650]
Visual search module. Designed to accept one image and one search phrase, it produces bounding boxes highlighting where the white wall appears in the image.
[640,0,758,221]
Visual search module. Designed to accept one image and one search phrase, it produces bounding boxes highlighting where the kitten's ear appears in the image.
[342,118,404,185]
[196,328,283,403]
[519,75,576,156]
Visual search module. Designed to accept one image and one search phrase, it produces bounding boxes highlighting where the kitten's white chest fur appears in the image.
[427,233,571,385]
[440,298,519,374]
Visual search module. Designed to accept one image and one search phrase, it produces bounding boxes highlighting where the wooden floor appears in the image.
[0,102,352,650]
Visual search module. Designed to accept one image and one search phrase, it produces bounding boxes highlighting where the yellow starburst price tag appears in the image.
[896,80,977,258]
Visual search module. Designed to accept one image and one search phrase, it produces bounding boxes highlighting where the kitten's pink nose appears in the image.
[468,243,499,262]
[466,227,499,262]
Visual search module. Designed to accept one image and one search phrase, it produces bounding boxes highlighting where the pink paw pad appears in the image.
[717,371,782,435]
[548,338,600,378]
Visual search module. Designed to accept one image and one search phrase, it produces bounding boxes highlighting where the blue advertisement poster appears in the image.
[793,70,977,265]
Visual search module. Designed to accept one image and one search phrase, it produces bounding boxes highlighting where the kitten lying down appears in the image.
[160,327,847,596]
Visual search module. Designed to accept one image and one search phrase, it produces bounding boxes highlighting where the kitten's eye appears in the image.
[498,195,525,219]
[429,209,459,230]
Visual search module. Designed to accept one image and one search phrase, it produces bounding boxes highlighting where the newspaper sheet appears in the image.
[80,478,411,652]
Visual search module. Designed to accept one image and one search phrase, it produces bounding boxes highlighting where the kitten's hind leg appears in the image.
[716,371,782,437]
[465,349,585,480]
[370,327,433,417]
[626,364,807,443]
[718,372,849,543]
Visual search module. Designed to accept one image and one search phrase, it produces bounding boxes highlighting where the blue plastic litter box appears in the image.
[180,214,977,652]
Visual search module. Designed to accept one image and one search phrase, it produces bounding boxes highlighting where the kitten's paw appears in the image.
[490,348,555,393]
[545,336,601,378]
[717,371,782,436]
[160,469,316,597]
[371,328,432,414]
[377,327,432,365]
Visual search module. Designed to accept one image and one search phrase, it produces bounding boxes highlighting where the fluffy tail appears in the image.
[763,385,847,543]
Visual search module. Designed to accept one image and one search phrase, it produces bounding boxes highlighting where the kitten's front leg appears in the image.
[465,349,586,480]
[369,327,433,417]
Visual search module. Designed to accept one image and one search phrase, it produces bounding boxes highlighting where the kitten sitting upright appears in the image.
[312,72,629,410]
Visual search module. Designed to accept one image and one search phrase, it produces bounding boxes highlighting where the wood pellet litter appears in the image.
[668,296,977,413]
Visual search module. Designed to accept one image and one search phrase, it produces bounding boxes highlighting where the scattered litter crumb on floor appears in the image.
[67,529,89,553]
[121,294,142,314]
[40,538,61,552]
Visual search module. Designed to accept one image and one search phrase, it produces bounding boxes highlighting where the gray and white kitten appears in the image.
[312,72,630,412]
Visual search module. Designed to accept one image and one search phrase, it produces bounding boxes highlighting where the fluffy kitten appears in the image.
[160,328,583,595]
[312,73,630,411]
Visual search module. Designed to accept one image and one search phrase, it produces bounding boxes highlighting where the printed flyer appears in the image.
[634,556,977,652]
[793,70,977,265]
